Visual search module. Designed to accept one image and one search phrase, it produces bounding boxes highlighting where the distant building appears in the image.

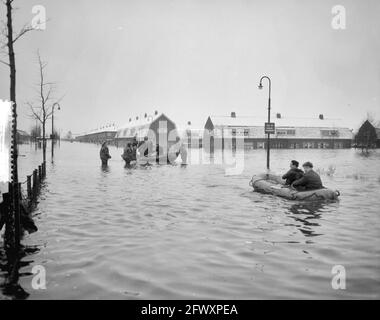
[203,112,353,150]
[16,130,31,144]
[115,111,178,148]
[177,121,204,148]
[355,120,380,148]
[76,125,117,143]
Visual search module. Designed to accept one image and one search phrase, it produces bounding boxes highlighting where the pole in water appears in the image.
[27,175,32,200]
[267,96,271,172]
[259,76,272,173]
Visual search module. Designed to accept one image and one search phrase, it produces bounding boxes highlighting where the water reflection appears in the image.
[286,201,327,237]
[124,163,134,170]
[0,245,40,300]
[51,139,59,163]
[101,164,111,173]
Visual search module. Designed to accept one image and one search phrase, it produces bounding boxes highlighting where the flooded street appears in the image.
[1,142,380,299]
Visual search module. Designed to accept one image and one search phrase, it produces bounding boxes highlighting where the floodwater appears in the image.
[1,141,380,299]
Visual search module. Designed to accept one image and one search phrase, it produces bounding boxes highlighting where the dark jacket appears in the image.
[122,148,136,162]
[292,170,323,190]
[282,168,304,185]
[100,146,111,161]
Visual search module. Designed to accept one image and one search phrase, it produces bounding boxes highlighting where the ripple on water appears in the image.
[2,145,380,299]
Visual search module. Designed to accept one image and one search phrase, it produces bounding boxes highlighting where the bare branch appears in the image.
[45,86,53,103]
[12,23,34,43]
[27,101,43,123]
[55,93,66,105]
[0,59,9,66]
[45,110,53,119]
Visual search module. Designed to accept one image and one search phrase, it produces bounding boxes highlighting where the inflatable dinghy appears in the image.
[249,173,340,201]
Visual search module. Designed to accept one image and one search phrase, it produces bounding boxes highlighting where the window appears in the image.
[276,129,296,136]
[244,142,253,149]
[232,129,236,136]
[286,129,296,135]
[244,129,249,136]
[321,130,339,137]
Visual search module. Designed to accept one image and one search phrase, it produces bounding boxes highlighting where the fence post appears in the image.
[15,182,21,247]
[27,175,32,200]
[38,165,42,181]
[4,183,15,250]
[33,169,38,199]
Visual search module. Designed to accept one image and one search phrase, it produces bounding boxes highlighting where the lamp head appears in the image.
[258,83,263,90]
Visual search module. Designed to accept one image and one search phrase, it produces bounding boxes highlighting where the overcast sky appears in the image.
[1,0,379,135]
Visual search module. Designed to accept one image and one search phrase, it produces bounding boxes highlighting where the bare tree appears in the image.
[0,0,38,249]
[27,52,63,162]
[1,0,36,106]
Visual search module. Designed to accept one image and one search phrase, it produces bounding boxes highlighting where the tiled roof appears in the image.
[86,125,117,135]
[208,115,351,129]
[206,115,354,140]
[115,113,176,139]
[117,113,162,131]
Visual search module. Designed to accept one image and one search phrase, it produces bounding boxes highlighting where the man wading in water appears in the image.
[100,141,111,165]
[122,143,136,166]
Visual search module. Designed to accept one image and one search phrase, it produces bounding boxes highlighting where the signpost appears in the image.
[264,122,275,134]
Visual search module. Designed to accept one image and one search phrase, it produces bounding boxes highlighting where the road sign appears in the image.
[264,122,275,134]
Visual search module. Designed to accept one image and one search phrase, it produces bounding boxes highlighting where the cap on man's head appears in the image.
[303,161,313,168]
[291,160,299,167]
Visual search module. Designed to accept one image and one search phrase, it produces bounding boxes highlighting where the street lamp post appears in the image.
[258,76,272,171]
[52,103,61,140]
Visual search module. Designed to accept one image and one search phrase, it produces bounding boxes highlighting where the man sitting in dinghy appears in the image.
[282,160,304,185]
[292,162,323,191]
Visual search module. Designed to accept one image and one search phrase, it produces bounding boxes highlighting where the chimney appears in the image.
[187,121,191,126]
[319,114,324,120]
[136,116,139,120]
[231,112,236,118]
[276,113,281,119]
[144,113,147,118]
[155,110,158,115]
[129,118,131,122]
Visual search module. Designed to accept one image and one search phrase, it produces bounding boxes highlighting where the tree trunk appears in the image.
[42,121,46,162]
[6,0,17,182]
[6,0,20,250]
[6,0,16,105]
